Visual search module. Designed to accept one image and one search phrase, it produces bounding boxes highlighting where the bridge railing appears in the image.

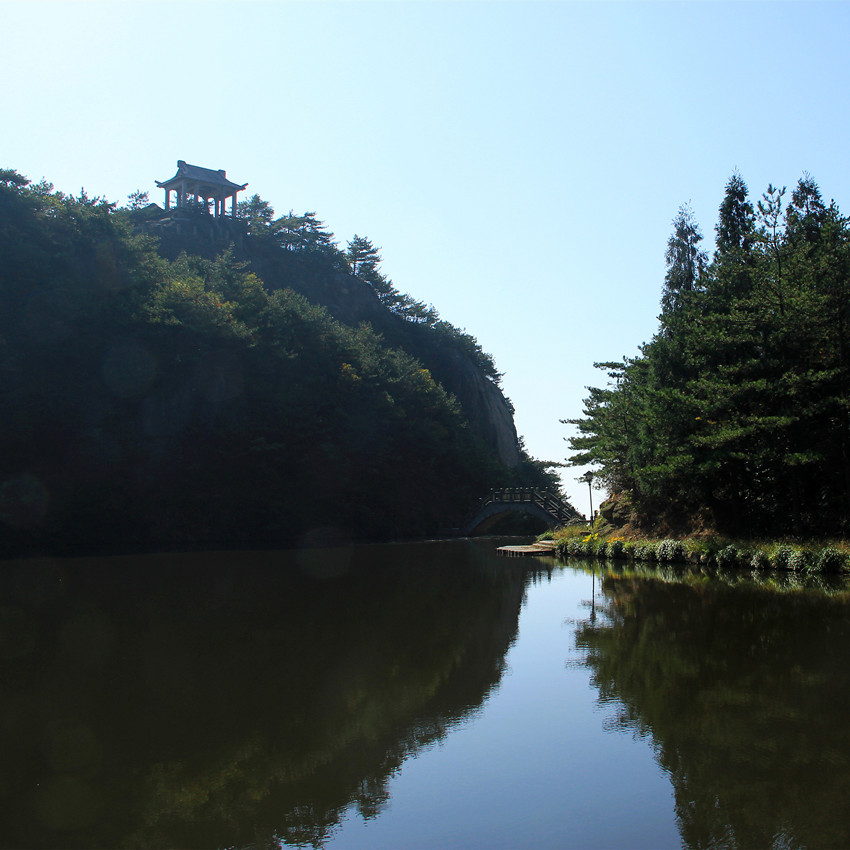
[479,488,578,521]
[459,487,580,534]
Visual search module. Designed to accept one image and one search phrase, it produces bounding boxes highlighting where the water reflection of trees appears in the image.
[0,542,526,849]
[575,569,850,849]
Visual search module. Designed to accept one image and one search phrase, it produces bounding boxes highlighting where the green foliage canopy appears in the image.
[0,167,537,555]
[567,173,850,536]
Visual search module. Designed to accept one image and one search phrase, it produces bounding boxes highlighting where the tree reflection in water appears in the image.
[574,567,850,850]
[0,542,526,849]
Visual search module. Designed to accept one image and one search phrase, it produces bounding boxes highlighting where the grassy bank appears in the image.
[550,525,850,574]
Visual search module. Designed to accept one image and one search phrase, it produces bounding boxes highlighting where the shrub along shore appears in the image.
[551,526,850,574]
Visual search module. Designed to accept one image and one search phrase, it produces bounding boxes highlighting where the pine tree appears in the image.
[568,176,850,535]
[661,204,707,329]
[712,171,756,305]
[346,235,382,277]
[274,211,336,251]
[237,194,276,239]
[785,173,826,248]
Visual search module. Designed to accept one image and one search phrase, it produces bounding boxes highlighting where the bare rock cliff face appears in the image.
[436,349,519,468]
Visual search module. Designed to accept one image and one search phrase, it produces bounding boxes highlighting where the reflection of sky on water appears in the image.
[10,549,846,849]
[328,567,678,850]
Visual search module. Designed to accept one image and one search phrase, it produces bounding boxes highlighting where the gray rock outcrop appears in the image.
[434,349,519,468]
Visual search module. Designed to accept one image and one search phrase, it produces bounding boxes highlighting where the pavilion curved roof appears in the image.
[156,160,247,193]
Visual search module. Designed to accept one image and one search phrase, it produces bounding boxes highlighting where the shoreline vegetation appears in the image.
[549,521,850,575]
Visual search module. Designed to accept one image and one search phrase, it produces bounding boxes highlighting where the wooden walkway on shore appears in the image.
[496,540,558,558]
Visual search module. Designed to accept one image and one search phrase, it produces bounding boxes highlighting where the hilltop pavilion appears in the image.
[156,160,248,218]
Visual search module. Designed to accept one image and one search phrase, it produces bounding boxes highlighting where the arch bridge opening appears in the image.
[462,488,580,536]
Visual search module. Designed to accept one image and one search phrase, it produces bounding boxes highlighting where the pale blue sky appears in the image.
[4,0,850,512]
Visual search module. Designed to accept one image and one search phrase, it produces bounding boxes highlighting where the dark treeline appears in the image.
[0,168,556,556]
[568,172,850,537]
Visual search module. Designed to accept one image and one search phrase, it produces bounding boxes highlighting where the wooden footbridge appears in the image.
[461,488,580,536]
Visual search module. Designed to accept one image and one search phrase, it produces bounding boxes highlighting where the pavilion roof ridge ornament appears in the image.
[155,159,248,218]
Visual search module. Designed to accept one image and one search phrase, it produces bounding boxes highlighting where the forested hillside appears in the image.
[0,168,556,556]
[568,173,850,538]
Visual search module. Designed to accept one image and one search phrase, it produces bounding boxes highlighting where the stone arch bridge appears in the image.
[462,488,580,535]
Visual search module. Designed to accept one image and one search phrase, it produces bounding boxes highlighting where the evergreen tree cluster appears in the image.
[0,169,550,556]
[567,172,850,537]
[238,194,503,384]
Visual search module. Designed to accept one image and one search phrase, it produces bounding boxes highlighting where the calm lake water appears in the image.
[2,539,850,849]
